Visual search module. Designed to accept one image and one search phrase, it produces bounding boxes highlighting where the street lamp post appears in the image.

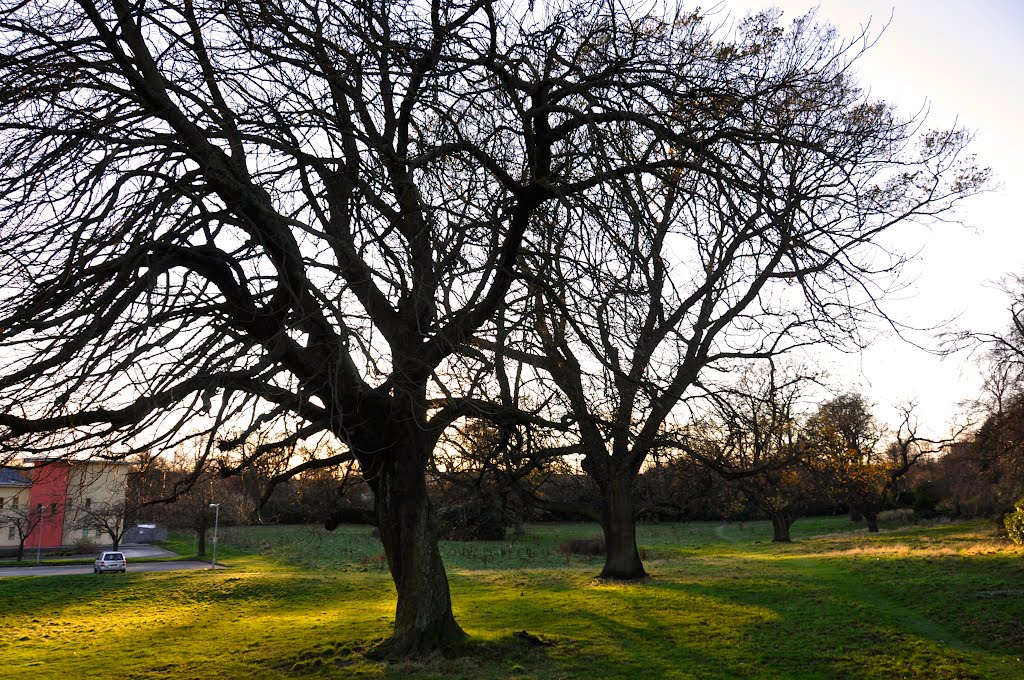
[35,506,44,566]
[208,503,220,570]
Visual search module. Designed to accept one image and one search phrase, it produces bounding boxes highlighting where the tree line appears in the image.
[119,369,1018,553]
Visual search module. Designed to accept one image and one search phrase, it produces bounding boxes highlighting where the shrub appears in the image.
[558,537,606,556]
[1004,499,1024,546]
[435,500,508,541]
[71,537,98,554]
[878,508,914,524]
[358,552,388,568]
[913,488,939,517]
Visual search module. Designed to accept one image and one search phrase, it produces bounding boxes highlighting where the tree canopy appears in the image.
[0,0,987,655]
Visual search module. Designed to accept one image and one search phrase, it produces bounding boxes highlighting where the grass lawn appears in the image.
[0,516,1022,679]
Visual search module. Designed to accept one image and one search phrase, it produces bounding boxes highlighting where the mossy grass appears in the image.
[1,517,1022,678]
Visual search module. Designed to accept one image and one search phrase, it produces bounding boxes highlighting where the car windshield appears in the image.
[103,553,123,560]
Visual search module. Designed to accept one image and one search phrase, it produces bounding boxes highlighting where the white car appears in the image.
[94,551,127,573]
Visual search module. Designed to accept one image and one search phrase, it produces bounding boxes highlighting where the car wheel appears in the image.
[93,568,98,574]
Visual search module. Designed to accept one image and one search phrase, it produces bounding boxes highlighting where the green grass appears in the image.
[1,516,1022,679]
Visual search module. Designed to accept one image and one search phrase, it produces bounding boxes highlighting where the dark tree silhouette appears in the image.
[696,364,816,543]
[0,0,814,654]
[480,11,986,578]
[949,277,1024,514]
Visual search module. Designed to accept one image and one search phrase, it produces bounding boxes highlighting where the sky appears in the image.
[721,0,1024,436]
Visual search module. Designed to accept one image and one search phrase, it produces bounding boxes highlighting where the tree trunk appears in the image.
[864,511,879,533]
[598,475,647,580]
[771,512,794,543]
[363,412,465,658]
[111,535,120,551]
[196,526,206,556]
[16,540,25,562]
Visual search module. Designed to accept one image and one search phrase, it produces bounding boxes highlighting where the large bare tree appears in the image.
[482,11,987,579]
[0,0,779,655]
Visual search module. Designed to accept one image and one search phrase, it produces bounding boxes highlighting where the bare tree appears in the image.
[0,502,40,562]
[74,499,134,551]
[955,276,1024,404]
[483,11,986,578]
[131,445,258,554]
[947,277,1024,514]
[696,363,817,543]
[0,0,791,654]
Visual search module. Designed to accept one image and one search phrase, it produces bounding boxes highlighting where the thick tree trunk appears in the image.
[362,406,465,658]
[196,526,206,556]
[864,511,879,533]
[770,512,794,543]
[598,476,647,580]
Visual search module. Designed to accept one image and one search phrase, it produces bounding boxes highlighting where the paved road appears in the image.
[0,560,222,578]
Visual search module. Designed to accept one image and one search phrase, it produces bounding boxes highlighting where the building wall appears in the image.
[61,461,131,545]
[4,460,134,550]
[0,484,32,548]
[25,462,70,549]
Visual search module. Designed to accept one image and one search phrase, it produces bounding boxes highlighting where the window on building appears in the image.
[82,527,90,539]
[0,497,4,510]
[7,526,13,540]
[95,528,102,538]
[36,503,43,517]
[50,502,58,516]
[85,498,92,509]
[10,496,16,509]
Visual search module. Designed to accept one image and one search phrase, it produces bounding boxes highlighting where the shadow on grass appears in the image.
[270,630,565,679]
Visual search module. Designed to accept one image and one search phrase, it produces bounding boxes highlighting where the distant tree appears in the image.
[962,279,1024,515]
[932,276,1024,518]
[806,396,958,532]
[140,453,249,556]
[431,420,528,540]
[637,453,736,522]
[73,499,134,551]
[0,502,40,562]
[480,12,986,578]
[697,364,818,542]
[969,394,1024,515]
[260,467,359,525]
[804,393,889,530]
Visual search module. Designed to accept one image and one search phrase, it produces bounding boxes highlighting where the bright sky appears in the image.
[722,0,1024,436]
